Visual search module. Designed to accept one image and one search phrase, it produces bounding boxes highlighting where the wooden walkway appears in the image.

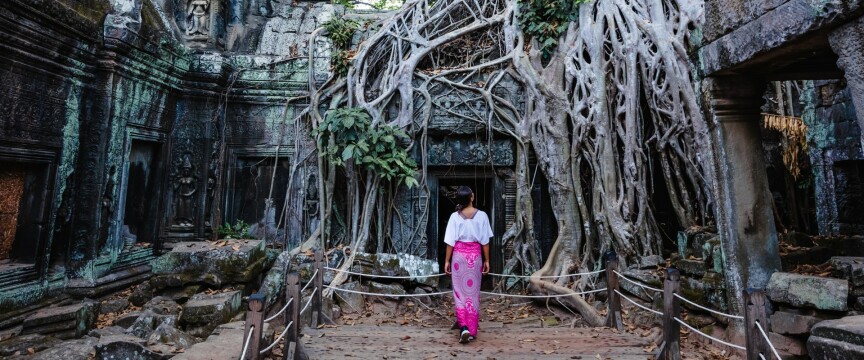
[301,324,651,359]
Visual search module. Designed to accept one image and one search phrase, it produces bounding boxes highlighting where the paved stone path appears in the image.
[302,324,651,359]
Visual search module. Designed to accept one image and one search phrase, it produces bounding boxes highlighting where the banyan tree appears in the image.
[295,0,712,324]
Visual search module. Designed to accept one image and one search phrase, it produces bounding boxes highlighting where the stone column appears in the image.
[830,16,864,150]
[702,76,781,311]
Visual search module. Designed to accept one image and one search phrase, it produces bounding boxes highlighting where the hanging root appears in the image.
[303,0,710,319]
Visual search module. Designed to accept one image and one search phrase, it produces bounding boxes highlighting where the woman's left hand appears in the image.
[482,261,490,274]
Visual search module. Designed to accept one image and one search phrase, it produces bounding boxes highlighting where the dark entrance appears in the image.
[431,177,495,273]
[122,140,163,246]
[0,161,51,264]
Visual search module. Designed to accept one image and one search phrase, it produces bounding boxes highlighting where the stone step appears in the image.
[808,316,864,359]
[21,300,99,339]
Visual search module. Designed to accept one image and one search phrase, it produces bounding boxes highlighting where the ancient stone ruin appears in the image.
[0,0,863,359]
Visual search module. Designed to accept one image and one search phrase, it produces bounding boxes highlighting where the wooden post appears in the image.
[604,251,623,331]
[284,272,300,360]
[657,268,681,360]
[744,289,770,360]
[312,250,324,327]
[243,293,265,360]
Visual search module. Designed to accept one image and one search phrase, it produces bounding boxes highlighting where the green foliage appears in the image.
[323,17,358,76]
[217,220,254,239]
[323,17,358,49]
[313,108,419,188]
[518,0,590,59]
[332,0,355,9]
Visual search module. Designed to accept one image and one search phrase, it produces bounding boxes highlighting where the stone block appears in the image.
[95,335,169,360]
[130,281,154,307]
[766,272,848,311]
[829,257,864,287]
[676,259,706,277]
[0,334,61,357]
[172,321,273,360]
[150,240,268,288]
[125,310,176,340]
[143,297,182,316]
[28,336,98,360]
[770,310,828,335]
[160,285,202,303]
[366,281,406,296]
[21,300,99,339]
[100,299,130,314]
[178,291,241,337]
[147,321,199,349]
[637,255,663,269]
[113,311,142,329]
[769,332,808,356]
[351,252,440,287]
[333,281,366,314]
[808,316,864,359]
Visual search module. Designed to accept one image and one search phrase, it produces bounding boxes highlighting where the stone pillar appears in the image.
[830,16,864,150]
[702,76,781,311]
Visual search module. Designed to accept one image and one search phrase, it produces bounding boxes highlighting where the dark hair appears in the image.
[454,186,473,212]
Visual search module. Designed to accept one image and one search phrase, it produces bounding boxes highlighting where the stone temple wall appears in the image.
[803,80,864,235]
[0,0,337,315]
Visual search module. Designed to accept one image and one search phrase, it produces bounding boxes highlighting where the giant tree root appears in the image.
[529,277,605,327]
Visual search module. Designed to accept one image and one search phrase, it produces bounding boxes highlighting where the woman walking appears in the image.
[443,186,492,344]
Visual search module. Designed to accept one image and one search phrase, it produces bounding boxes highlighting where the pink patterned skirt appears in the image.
[451,241,482,336]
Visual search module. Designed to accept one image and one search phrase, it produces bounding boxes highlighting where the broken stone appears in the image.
[258,250,292,306]
[334,281,366,314]
[178,291,241,338]
[21,299,100,339]
[412,287,433,306]
[766,272,848,311]
[808,315,864,359]
[143,297,182,316]
[100,298,129,314]
[125,310,175,339]
[113,311,142,328]
[830,257,864,287]
[0,334,61,357]
[637,255,663,269]
[130,281,154,307]
[770,310,829,335]
[95,334,168,360]
[172,321,273,360]
[28,336,98,360]
[150,240,268,289]
[352,252,440,287]
[676,259,706,277]
[769,332,808,356]
[160,285,202,303]
[88,326,125,338]
[147,321,199,349]
[366,281,407,296]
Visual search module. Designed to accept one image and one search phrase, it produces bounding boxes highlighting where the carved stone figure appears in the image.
[186,0,211,37]
[173,155,198,228]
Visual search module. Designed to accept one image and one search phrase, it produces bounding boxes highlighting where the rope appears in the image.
[486,269,604,279]
[615,289,663,316]
[264,298,294,323]
[673,317,746,350]
[480,288,607,298]
[755,320,783,360]
[326,285,452,297]
[325,267,447,279]
[325,285,606,299]
[260,321,294,354]
[613,270,663,293]
[673,293,744,320]
[300,287,317,314]
[759,355,766,360]
[239,325,255,360]
[302,269,318,292]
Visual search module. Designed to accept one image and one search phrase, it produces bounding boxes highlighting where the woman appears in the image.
[443,186,492,344]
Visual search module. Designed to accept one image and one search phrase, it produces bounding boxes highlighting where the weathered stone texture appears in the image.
[21,300,99,339]
[150,240,267,288]
[699,0,864,75]
[809,316,864,359]
[770,310,829,335]
[766,272,848,311]
[178,291,241,337]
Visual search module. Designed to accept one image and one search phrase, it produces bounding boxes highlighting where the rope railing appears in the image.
[613,270,663,293]
[300,287,317,314]
[486,269,605,279]
[264,297,294,323]
[302,269,318,292]
[260,321,294,354]
[755,320,782,360]
[674,317,746,350]
[325,266,604,280]
[615,289,663,316]
[239,325,255,360]
[325,266,448,279]
[673,293,743,320]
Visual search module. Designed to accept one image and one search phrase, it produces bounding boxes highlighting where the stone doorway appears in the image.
[427,174,503,280]
[121,140,164,248]
[0,161,51,266]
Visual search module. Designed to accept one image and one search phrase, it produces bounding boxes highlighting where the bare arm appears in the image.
[444,244,453,274]
[482,244,490,274]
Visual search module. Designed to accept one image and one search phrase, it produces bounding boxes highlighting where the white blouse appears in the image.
[443,209,493,247]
